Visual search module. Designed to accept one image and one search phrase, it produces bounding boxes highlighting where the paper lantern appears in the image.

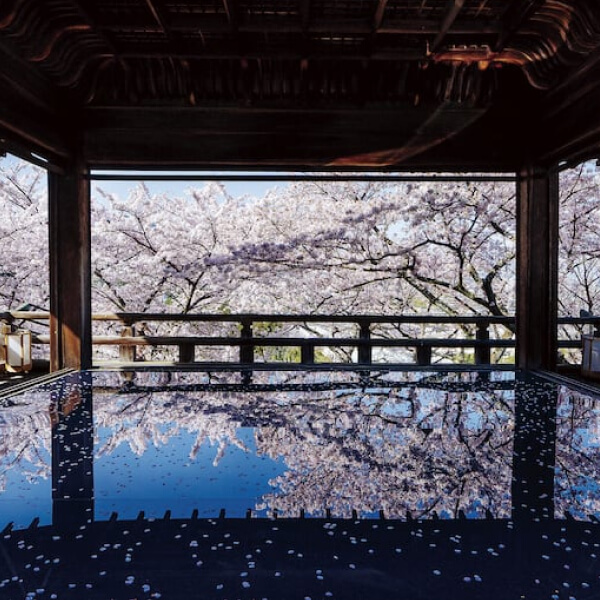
[4,328,32,373]
[581,334,600,379]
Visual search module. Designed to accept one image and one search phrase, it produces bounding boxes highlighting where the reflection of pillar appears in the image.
[51,372,94,529]
[511,375,557,521]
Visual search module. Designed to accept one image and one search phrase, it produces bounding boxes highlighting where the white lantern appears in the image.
[4,328,32,373]
[581,334,600,379]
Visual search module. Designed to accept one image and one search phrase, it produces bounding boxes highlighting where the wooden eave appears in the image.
[1,0,600,171]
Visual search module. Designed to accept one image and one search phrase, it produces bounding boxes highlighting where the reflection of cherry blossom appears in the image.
[0,395,52,492]
[98,380,513,521]
[555,385,600,518]
[252,383,514,519]
[1,371,515,520]
[3,370,600,522]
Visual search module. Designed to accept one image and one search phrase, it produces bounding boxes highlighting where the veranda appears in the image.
[3,0,597,376]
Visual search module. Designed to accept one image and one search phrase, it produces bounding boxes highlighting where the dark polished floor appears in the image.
[0,368,599,599]
[2,512,598,600]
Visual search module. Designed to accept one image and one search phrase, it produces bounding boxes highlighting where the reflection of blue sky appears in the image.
[0,454,51,528]
[94,425,286,520]
[5,369,600,528]
[579,426,600,448]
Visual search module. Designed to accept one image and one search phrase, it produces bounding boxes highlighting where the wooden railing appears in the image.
[1,311,597,368]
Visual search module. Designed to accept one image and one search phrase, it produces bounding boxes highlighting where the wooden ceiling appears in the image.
[1,0,600,171]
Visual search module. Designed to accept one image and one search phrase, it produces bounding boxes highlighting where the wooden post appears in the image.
[48,161,92,371]
[475,320,490,365]
[179,342,195,363]
[358,321,372,365]
[240,319,254,364]
[120,323,136,362]
[301,342,315,364]
[416,343,432,366]
[516,165,559,370]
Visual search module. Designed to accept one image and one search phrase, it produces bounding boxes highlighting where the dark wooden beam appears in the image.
[516,165,559,371]
[143,0,168,34]
[156,14,500,35]
[111,46,426,61]
[48,160,92,371]
[0,105,69,169]
[0,42,63,114]
[329,101,487,167]
[222,0,238,32]
[300,0,311,31]
[373,0,389,31]
[542,47,600,123]
[495,0,545,52]
[0,42,72,166]
[81,103,516,171]
[431,0,465,52]
[535,66,600,165]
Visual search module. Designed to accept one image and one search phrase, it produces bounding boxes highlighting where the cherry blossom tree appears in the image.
[92,182,246,315]
[91,182,255,360]
[200,178,516,320]
[0,158,48,310]
[556,164,600,361]
[1,155,599,365]
[558,163,600,317]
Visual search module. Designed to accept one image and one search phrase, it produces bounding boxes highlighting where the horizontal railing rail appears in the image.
[0,310,597,368]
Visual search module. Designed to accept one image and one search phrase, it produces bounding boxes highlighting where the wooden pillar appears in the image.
[48,161,92,370]
[516,165,559,370]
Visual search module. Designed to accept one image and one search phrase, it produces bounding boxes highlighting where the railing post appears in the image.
[179,342,195,363]
[416,343,432,366]
[358,321,372,365]
[120,322,136,363]
[0,317,9,371]
[240,319,254,365]
[475,320,491,365]
[301,342,315,364]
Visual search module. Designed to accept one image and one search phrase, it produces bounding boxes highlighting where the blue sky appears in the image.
[1,154,284,201]
[90,170,286,202]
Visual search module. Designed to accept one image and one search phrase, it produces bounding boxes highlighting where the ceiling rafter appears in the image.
[143,0,169,35]
[494,0,545,52]
[474,0,490,18]
[430,0,466,53]
[3,0,600,170]
[373,0,389,31]
[101,48,426,61]
[119,15,501,36]
[0,41,64,114]
[222,0,238,32]
[300,0,311,31]
[63,0,118,56]
[0,0,117,90]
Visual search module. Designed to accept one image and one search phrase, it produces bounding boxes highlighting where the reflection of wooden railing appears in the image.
[1,311,598,368]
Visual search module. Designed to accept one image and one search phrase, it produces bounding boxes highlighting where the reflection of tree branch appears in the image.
[0,442,33,477]
[118,393,152,416]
